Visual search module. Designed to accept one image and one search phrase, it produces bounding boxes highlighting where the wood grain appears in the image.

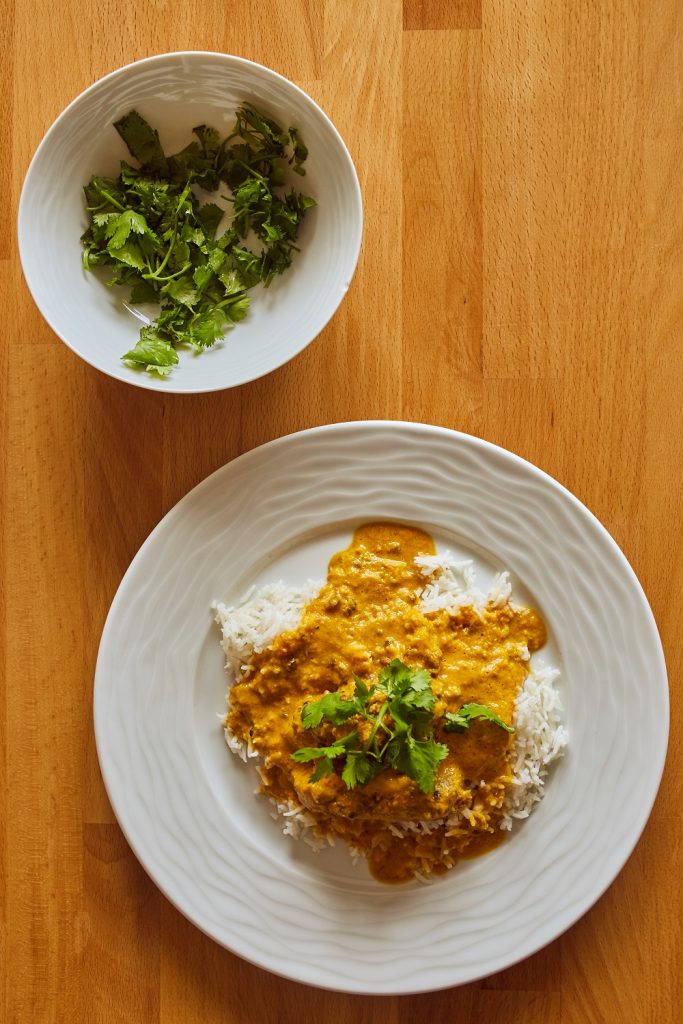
[2,0,682,1020]
[404,0,482,31]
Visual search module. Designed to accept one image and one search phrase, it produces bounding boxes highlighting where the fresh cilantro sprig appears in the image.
[292,660,515,795]
[80,106,315,376]
[293,660,448,795]
[290,730,361,783]
[443,704,515,734]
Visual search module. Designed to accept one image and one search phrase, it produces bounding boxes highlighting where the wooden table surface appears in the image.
[3,1,682,1021]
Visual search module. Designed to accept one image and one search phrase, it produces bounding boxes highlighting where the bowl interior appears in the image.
[19,53,362,392]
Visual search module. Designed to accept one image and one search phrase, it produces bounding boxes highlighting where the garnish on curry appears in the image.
[227,522,546,883]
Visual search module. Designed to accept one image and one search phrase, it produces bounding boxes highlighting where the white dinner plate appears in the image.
[94,421,668,994]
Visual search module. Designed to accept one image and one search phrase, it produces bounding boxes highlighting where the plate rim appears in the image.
[94,419,669,993]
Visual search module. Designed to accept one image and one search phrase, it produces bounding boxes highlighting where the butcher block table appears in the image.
[3,1,682,1021]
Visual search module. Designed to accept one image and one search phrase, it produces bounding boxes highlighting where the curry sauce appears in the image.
[228,523,546,882]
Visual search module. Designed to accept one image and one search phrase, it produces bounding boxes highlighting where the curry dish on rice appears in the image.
[226,522,547,883]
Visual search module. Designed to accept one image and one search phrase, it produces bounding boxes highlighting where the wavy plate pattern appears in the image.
[94,422,668,993]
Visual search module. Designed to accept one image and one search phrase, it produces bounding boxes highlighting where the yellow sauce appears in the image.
[228,523,546,882]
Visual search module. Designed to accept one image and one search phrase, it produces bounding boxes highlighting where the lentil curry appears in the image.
[227,522,546,882]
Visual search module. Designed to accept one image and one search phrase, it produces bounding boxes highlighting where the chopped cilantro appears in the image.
[81,105,315,376]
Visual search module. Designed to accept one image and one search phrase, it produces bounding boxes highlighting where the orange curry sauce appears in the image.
[227,523,546,882]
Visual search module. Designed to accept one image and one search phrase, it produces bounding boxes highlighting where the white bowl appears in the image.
[18,52,362,393]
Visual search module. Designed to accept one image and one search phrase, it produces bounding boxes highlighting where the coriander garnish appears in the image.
[293,660,447,794]
[443,703,515,733]
[293,660,515,794]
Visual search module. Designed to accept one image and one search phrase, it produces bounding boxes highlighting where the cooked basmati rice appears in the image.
[213,554,567,860]
[213,579,320,682]
[416,554,513,611]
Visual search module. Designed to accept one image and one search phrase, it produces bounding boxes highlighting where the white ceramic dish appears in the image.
[94,421,668,993]
[18,52,362,393]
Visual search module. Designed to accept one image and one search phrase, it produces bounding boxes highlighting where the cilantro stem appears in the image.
[233,159,268,182]
[144,183,191,280]
[144,225,178,280]
[95,186,126,212]
[364,702,389,754]
[150,262,190,283]
[377,731,397,760]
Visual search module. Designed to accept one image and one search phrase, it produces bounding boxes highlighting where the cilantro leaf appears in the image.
[129,278,160,304]
[353,675,374,701]
[104,210,155,249]
[382,661,434,707]
[93,211,116,228]
[162,277,197,308]
[196,202,224,239]
[341,752,381,790]
[122,329,179,376]
[167,142,205,182]
[405,736,449,794]
[291,731,359,764]
[223,295,250,322]
[184,308,226,350]
[83,175,126,213]
[291,741,349,762]
[108,239,147,270]
[301,692,361,729]
[385,733,449,795]
[208,248,227,274]
[310,758,334,782]
[378,659,414,693]
[230,247,263,289]
[218,267,245,296]
[379,660,436,737]
[288,126,309,174]
[193,124,221,156]
[192,264,214,293]
[443,703,515,734]
[113,110,169,176]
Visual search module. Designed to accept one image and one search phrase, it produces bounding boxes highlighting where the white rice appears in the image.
[416,554,513,611]
[501,663,568,829]
[213,579,320,682]
[213,554,567,854]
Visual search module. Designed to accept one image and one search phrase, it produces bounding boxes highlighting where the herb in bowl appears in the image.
[81,106,315,376]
